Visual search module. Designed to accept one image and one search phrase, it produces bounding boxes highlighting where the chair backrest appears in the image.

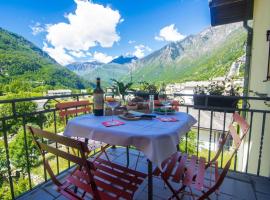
[207,112,250,168]
[200,113,249,199]
[56,100,91,120]
[28,126,101,199]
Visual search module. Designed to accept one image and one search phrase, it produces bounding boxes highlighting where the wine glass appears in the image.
[106,96,120,124]
[158,89,170,116]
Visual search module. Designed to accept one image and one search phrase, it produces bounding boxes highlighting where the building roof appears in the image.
[209,0,253,26]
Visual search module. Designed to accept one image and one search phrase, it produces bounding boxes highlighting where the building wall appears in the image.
[243,0,270,177]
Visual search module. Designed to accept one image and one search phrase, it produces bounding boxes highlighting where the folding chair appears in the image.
[56,100,111,161]
[153,112,250,200]
[28,126,147,200]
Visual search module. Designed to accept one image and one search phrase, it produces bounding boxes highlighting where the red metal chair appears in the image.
[153,113,250,200]
[28,126,147,200]
[56,100,111,161]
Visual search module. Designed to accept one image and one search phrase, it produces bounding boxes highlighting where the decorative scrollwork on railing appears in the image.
[43,98,60,110]
[264,101,270,107]
[173,95,185,105]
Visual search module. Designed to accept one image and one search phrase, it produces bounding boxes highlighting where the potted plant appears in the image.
[193,80,240,111]
[111,79,133,102]
[193,85,207,107]
[135,81,158,100]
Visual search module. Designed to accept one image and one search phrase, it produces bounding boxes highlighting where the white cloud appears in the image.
[128,40,136,44]
[69,50,87,58]
[43,43,75,65]
[93,52,113,63]
[43,0,122,64]
[30,22,46,35]
[155,24,185,42]
[133,45,152,58]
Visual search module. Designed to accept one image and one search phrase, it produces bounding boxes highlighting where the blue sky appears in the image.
[0,0,210,65]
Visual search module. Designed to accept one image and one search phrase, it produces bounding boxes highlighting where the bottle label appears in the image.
[94,93,104,110]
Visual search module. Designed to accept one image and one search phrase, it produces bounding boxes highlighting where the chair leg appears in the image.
[134,151,141,170]
[126,146,130,167]
[161,174,181,200]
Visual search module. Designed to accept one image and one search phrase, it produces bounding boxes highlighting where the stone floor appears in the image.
[18,147,270,200]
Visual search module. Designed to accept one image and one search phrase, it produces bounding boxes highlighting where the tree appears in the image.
[0,94,39,135]
[9,128,40,173]
[179,130,197,154]
[0,141,8,186]
[0,177,29,200]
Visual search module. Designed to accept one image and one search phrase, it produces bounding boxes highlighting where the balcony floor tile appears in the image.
[17,147,269,200]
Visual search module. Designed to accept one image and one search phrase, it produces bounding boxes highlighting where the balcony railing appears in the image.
[0,93,269,199]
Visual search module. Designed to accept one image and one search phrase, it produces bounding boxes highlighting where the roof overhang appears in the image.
[209,0,253,26]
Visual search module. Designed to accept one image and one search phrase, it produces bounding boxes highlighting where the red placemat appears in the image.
[157,117,179,122]
[102,120,125,127]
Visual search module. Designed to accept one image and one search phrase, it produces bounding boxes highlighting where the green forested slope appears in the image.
[0,27,89,95]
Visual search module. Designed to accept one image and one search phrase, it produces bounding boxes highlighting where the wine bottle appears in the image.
[93,77,104,116]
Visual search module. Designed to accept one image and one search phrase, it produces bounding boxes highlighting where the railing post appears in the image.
[2,119,15,199]
[257,112,266,176]
[245,111,253,173]
[221,111,227,168]
[196,109,201,158]
[22,116,32,189]
[12,102,16,118]
[53,110,60,174]
[208,110,213,162]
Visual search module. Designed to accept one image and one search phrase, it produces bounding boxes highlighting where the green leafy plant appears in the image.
[194,85,206,95]
[193,79,240,96]
[138,81,158,94]
[207,81,225,95]
[111,79,133,101]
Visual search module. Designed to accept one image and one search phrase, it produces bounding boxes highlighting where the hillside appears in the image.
[129,23,246,83]
[0,27,89,94]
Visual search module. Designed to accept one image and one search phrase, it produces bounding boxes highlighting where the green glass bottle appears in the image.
[93,77,104,116]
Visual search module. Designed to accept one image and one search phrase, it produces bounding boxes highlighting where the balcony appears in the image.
[0,93,269,199]
[17,147,270,200]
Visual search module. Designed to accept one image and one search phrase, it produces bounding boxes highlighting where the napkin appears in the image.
[157,117,179,122]
[102,120,125,127]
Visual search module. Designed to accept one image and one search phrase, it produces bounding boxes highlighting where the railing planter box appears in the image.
[135,91,159,100]
[193,95,239,112]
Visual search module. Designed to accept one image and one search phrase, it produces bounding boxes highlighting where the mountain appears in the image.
[66,61,103,76]
[109,55,137,64]
[130,22,246,83]
[0,27,89,93]
[66,23,246,85]
[82,63,130,85]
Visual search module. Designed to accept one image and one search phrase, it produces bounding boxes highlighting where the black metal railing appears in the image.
[0,93,269,199]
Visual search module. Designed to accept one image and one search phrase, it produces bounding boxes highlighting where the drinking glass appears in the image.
[158,90,170,116]
[106,97,120,123]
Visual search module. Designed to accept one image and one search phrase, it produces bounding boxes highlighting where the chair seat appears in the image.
[61,158,147,200]
[153,152,219,191]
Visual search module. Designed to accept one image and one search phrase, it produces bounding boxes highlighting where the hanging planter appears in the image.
[193,80,240,112]
[193,95,239,112]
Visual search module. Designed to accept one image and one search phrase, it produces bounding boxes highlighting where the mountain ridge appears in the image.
[129,22,246,83]
[66,22,246,85]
